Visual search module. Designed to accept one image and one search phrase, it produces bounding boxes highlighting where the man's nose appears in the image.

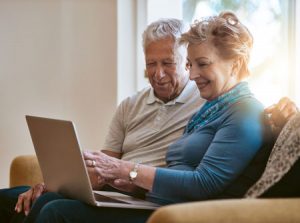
[154,65,166,80]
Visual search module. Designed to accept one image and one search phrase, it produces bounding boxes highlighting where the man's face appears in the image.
[145,37,188,103]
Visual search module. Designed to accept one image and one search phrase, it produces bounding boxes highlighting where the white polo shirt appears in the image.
[103,80,205,167]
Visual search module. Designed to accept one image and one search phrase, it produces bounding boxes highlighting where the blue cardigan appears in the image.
[146,97,273,205]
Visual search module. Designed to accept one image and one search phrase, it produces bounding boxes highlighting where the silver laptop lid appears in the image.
[25,115,96,205]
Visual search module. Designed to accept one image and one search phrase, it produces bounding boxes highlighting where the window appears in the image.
[183,0,297,106]
[138,0,299,106]
[135,0,183,91]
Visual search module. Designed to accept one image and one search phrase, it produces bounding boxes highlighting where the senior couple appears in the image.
[0,11,299,223]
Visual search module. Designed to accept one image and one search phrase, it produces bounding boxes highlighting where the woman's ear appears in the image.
[185,62,190,71]
[231,57,243,77]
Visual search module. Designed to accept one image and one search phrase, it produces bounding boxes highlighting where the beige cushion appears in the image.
[9,155,43,187]
[147,198,300,223]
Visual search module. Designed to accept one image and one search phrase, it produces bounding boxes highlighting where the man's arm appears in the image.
[101,150,122,159]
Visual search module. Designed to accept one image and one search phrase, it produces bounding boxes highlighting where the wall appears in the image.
[0,0,117,188]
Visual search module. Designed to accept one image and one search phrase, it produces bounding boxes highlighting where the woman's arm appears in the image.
[83,151,156,192]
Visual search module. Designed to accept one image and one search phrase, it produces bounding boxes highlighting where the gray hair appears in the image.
[142,18,188,52]
[142,18,188,66]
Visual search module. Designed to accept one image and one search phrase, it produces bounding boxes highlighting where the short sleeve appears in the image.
[103,99,129,153]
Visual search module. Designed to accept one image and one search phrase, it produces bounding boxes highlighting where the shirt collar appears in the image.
[146,80,197,105]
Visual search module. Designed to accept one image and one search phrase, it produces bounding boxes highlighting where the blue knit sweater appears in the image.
[147,97,272,205]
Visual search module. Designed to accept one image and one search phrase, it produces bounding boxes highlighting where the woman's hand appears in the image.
[83,150,155,192]
[108,179,138,193]
[84,152,106,190]
[265,97,299,133]
[83,151,130,183]
[14,183,46,216]
[86,165,106,190]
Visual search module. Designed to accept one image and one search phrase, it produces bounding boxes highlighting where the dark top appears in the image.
[261,159,300,198]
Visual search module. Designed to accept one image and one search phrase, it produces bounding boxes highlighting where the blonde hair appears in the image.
[180,11,253,80]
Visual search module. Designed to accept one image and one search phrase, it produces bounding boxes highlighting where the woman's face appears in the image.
[187,41,239,101]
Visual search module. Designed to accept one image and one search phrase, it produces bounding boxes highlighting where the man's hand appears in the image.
[265,97,299,133]
[14,183,46,216]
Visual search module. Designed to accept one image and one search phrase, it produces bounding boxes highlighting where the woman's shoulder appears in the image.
[231,96,264,115]
[220,96,265,126]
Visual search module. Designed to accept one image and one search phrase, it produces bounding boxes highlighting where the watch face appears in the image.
[130,171,137,179]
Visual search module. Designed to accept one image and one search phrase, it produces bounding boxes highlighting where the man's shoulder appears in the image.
[119,86,152,107]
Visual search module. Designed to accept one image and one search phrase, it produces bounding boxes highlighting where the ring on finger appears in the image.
[91,160,96,168]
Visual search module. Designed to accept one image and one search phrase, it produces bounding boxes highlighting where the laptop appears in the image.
[25,115,160,210]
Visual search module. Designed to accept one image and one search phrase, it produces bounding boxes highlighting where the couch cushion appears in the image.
[147,198,300,223]
[10,155,43,187]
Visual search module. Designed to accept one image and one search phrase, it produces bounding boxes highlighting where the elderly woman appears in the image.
[22,11,274,223]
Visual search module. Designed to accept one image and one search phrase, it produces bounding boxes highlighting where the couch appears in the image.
[9,155,300,223]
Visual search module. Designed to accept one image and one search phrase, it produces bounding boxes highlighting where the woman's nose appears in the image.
[189,69,198,80]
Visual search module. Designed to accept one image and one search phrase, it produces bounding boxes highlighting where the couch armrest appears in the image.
[147,198,300,223]
[9,155,43,187]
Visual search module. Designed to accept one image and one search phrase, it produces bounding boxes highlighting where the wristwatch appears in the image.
[129,163,139,182]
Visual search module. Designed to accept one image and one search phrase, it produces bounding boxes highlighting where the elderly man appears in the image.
[0,18,205,222]
[101,18,204,168]
[92,18,205,187]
